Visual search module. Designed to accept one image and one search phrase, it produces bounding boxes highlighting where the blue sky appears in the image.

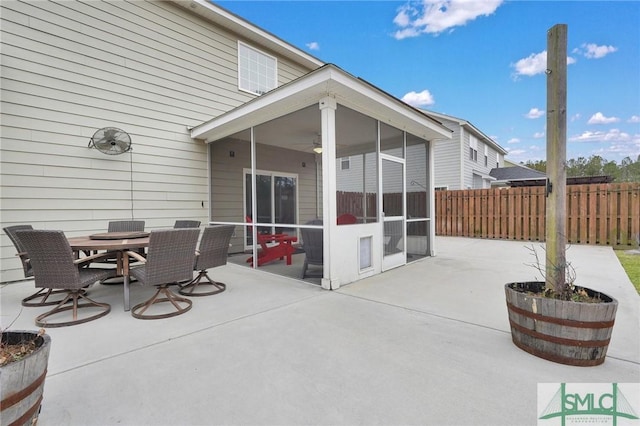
[217,0,640,165]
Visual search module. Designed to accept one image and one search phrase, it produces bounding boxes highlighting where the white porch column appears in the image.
[319,96,339,290]
[427,139,436,256]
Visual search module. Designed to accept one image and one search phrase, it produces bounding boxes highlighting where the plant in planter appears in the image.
[504,24,618,367]
[505,246,618,366]
[1,327,52,425]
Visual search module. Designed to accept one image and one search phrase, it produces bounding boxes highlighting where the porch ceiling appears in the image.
[190,65,452,153]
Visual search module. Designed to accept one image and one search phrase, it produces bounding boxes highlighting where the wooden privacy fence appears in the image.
[435,183,640,246]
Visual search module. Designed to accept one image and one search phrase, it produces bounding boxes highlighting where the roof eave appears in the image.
[171,0,324,70]
[424,110,508,155]
[191,65,453,143]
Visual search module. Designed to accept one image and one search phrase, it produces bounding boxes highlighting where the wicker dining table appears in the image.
[67,232,150,311]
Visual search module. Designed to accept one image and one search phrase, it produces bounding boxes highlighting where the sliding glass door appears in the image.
[245,170,297,248]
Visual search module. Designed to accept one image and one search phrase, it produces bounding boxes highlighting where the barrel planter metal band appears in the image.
[505,282,618,367]
[0,331,51,426]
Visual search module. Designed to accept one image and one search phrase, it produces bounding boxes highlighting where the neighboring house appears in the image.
[489,164,614,187]
[0,0,452,287]
[489,164,547,187]
[425,110,508,190]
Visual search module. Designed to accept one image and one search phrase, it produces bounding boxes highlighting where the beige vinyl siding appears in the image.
[0,0,315,281]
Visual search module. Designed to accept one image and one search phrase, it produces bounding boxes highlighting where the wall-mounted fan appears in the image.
[88,127,135,219]
[88,127,132,155]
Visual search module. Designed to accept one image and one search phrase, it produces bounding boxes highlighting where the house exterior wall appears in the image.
[464,130,502,189]
[426,112,506,190]
[462,131,475,189]
[0,0,315,282]
[209,140,319,253]
[433,119,463,190]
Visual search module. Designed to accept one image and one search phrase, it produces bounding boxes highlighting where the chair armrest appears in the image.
[125,250,147,263]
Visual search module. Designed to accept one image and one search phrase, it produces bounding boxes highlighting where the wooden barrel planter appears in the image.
[1,331,51,426]
[505,282,618,366]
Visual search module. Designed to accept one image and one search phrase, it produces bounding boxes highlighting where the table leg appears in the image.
[123,252,130,311]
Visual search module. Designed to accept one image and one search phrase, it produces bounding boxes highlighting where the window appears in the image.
[341,157,350,170]
[484,144,488,167]
[238,42,277,95]
[469,135,478,162]
[496,153,501,168]
[434,186,448,191]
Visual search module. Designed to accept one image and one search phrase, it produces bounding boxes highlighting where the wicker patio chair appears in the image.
[179,225,234,297]
[173,220,201,229]
[108,220,145,232]
[300,219,323,279]
[103,220,147,267]
[16,230,115,327]
[127,228,200,319]
[4,225,73,307]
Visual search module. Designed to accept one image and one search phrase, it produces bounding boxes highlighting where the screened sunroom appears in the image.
[191,65,452,289]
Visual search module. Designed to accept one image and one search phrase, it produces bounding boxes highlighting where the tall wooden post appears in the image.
[545,24,568,295]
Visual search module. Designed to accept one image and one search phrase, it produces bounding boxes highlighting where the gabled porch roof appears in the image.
[190,64,452,145]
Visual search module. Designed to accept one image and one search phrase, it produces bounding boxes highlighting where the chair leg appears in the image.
[179,270,226,297]
[22,287,76,307]
[131,285,193,319]
[35,290,111,328]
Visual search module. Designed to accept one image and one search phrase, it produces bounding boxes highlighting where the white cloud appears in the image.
[401,89,435,107]
[511,51,576,78]
[591,134,640,159]
[512,51,547,77]
[587,112,620,125]
[569,129,631,143]
[570,113,582,122]
[533,132,545,139]
[392,0,503,39]
[574,43,618,59]
[306,42,320,51]
[506,148,526,155]
[524,108,545,119]
[628,115,640,123]
[507,138,520,144]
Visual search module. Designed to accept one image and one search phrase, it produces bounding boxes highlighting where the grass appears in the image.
[615,250,640,294]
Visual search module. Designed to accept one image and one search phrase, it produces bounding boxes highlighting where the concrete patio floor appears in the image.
[1,236,638,425]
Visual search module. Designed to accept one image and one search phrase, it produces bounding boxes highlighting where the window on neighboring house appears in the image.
[238,42,277,95]
[469,135,478,162]
[484,144,488,167]
[496,153,501,168]
[341,157,351,170]
[434,186,448,191]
